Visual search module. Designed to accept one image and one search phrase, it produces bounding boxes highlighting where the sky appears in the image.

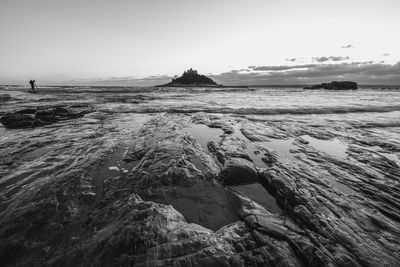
[0,0,399,85]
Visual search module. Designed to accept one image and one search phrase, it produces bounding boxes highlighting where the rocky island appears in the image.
[159,68,220,87]
[158,68,247,88]
[304,81,358,90]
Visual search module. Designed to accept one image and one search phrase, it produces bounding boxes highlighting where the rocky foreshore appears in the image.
[0,109,399,266]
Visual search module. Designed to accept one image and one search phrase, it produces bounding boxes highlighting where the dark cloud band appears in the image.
[213,61,400,85]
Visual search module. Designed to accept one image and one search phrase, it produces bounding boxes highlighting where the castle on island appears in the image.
[171,68,198,82]
[157,68,247,88]
[159,68,218,87]
[184,68,198,75]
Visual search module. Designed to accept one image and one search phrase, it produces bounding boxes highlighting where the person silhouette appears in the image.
[29,80,36,91]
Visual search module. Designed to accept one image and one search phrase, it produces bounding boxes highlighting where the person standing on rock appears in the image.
[29,80,36,92]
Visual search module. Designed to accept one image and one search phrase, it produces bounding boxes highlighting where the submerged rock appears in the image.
[0,106,89,129]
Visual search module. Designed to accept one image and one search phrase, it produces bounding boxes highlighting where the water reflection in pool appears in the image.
[302,135,348,159]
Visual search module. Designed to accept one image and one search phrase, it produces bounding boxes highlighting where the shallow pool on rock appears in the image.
[233,125,295,164]
[159,181,240,231]
[185,124,223,151]
[91,143,139,204]
[230,183,282,214]
[302,135,348,159]
[259,138,296,161]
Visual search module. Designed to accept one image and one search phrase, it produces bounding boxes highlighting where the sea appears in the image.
[1,85,400,164]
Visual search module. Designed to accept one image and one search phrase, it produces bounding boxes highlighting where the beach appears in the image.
[1,85,400,265]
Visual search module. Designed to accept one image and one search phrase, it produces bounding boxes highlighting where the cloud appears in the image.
[382,53,390,56]
[312,56,349,62]
[211,61,400,85]
[249,64,318,71]
[341,44,354,49]
[75,61,400,86]
[286,58,297,62]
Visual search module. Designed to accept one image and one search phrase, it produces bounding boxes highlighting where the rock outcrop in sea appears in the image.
[0,105,90,129]
[304,81,358,90]
[159,68,220,87]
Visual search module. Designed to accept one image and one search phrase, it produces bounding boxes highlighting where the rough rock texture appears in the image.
[304,81,358,90]
[1,112,400,266]
[0,106,89,129]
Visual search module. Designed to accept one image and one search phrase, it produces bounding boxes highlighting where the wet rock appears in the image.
[207,140,219,154]
[1,112,400,266]
[208,121,234,134]
[0,114,311,265]
[0,94,11,102]
[0,106,89,129]
[220,158,259,185]
[122,115,240,231]
[240,128,268,142]
[258,165,400,266]
[207,141,226,165]
[261,151,278,166]
[0,113,39,128]
[227,188,297,237]
[297,136,310,144]
[16,108,37,114]
[189,113,400,266]
[192,113,234,134]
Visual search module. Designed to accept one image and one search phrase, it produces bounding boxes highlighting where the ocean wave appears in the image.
[105,104,400,116]
[356,122,400,128]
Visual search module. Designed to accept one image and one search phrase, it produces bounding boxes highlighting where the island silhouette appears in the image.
[158,68,219,87]
[158,68,247,88]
